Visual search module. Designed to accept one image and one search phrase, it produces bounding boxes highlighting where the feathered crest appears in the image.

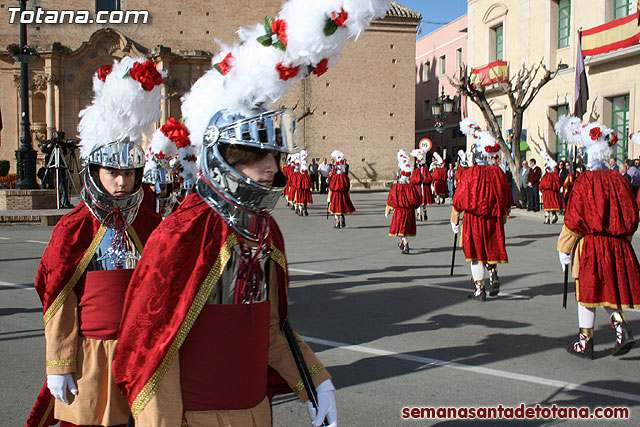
[78,57,165,159]
[181,0,390,154]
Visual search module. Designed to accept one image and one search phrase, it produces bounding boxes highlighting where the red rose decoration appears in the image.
[215,52,233,76]
[312,59,329,77]
[129,60,164,91]
[185,154,197,162]
[270,19,288,47]
[589,127,602,141]
[97,64,113,82]
[156,151,166,160]
[276,63,300,81]
[332,8,348,27]
[161,118,191,148]
[610,133,618,146]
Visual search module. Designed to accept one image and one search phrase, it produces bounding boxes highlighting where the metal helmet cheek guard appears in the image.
[196,108,298,241]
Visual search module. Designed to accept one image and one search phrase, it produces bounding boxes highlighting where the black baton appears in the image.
[562,264,569,309]
[127,414,134,427]
[450,232,458,276]
[283,321,328,426]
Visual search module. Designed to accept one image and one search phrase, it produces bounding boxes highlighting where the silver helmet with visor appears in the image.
[197,108,297,241]
[82,137,145,229]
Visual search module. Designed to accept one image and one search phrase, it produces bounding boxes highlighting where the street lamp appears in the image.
[14,0,39,189]
[431,86,456,155]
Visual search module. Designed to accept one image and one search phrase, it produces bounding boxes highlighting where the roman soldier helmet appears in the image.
[78,57,165,229]
[181,0,390,241]
[143,118,190,214]
[459,118,500,165]
[331,150,346,174]
[397,149,412,184]
[539,150,558,172]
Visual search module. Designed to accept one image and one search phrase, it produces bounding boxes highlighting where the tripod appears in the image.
[43,145,79,209]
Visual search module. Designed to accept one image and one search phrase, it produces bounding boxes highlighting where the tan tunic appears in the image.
[45,289,131,426]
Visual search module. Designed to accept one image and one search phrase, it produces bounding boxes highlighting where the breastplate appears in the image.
[206,243,269,305]
[87,227,141,271]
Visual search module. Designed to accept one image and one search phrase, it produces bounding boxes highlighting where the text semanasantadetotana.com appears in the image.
[7,7,148,25]
[401,404,630,420]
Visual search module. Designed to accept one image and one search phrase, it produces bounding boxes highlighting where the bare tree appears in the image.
[449,60,564,205]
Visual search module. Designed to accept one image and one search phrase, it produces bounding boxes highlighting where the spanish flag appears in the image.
[582,11,640,57]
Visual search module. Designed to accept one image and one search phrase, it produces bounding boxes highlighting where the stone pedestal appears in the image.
[0,189,57,210]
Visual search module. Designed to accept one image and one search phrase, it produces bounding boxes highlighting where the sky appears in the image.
[396,0,468,39]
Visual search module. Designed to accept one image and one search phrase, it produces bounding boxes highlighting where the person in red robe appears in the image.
[282,154,295,207]
[25,57,163,427]
[557,120,638,359]
[293,150,313,216]
[113,111,337,426]
[431,152,448,204]
[410,146,434,221]
[451,119,513,301]
[538,152,564,224]
[328,150,355,229]
[387,150,421,254]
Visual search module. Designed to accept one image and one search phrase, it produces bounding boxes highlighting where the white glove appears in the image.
[558,251,571,269]
[327,196,331,203]
[47,373,77,404]
[451,222,460,234]
[306,379,337,427]
[385,212,389,218]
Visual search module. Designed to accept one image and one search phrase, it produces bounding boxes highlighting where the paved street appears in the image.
[1,191,639,426]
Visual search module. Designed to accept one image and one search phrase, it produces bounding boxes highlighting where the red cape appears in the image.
[410,167,435,205]
[112,193,291,418]
[564,170,640,307]
[539,171,564,211]
[329,173,355,214]
[454,166,466,186]
[432,167,448,195]
[387,183,421,236]
[453,165,511,263]
[26,186,161,427]
[294,172,313,204]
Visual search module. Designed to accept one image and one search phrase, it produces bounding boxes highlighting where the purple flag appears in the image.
[574,31,589,119]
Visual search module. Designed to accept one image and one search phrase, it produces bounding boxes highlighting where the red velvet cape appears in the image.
[329,173,355,214]
[294,172,313,204]
[25,187,161,427]
[387,183,421,236]
[432,167,448,195]
[539,171,564,211]
[410,167,435,205]
[112,193,291,418]
[282,165,294,201]
[564,170,640,307]
[454,166,466,186]
[452,165,512,263]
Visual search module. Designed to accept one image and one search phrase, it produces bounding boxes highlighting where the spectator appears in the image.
[318,157,331,193]
[558,161,569,214]
[527,158,541,212]
[609,157,619,171]
[309,158,320,192]
[447,163,455,199]
[620,163,631,183]
[519,160,530,209]
[625,159,640,195]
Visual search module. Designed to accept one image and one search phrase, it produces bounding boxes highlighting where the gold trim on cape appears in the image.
[37,397,55,427]
[128,225,145,254]
[43,225,107,325]
[130,232,238,419]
